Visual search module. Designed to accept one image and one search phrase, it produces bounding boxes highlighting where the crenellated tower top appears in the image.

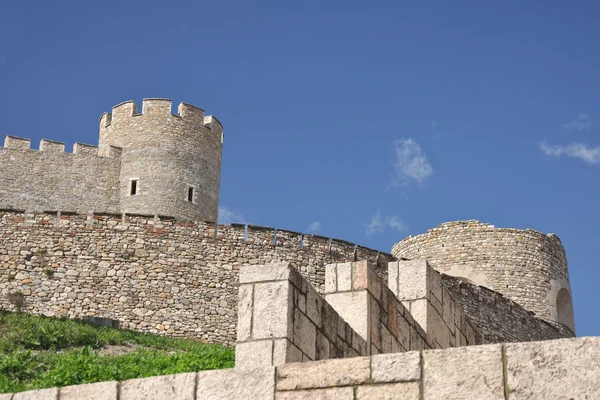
[98,98,223,222]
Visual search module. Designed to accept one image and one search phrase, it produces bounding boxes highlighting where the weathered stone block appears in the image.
[389,260,428,300]
[273,338,303,365]
[506,337,600,399]
[237,284,253,341]
[324,291,368,340]
[60,381,118,400]
[324,264,337,294]
[351,260,369,290]
[120,373,196,400]
[236,340,273,368]
[12,388,58,400]
[197,367,275,400]
[336,263,352,291]
[371,351,421,383]
[240,263,291,284]
[355,382,420,399]
[293,309,316,360]
[276,387,354,400]
[253,281,291,339]
[276,357,370,390]
[423,344,504,400]
[306,287,323,327]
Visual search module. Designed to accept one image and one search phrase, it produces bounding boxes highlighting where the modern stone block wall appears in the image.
[4,337,599,399]
[235,263,367,369]
[324,261,431,354]
[0,137,121,213]
[392,220,575,331]
[0,211,393,345]
[388,260,482,348]
[442,274,574,343]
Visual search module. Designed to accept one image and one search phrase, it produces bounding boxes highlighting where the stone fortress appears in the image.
[0,99,223,222]
[0,99,595,400]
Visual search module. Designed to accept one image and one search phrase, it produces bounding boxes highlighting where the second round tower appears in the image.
[392,220,575,333]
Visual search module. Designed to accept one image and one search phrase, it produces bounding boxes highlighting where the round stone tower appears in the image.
[98,99,223,222]
[391,220,575,332]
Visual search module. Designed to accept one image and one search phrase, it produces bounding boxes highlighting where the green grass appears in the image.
[0,311,235,393]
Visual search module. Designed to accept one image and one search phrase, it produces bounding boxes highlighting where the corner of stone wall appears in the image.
[388,259,482,348]
[235,262,367,370]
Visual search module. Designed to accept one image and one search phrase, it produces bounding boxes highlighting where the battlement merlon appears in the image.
[1,136,121,159]
[99,99,223,135]
[4,135,31,150]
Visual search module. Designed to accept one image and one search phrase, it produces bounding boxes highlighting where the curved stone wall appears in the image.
[391,220,574,331]
[0,211,394,345]
[99,99,223,222]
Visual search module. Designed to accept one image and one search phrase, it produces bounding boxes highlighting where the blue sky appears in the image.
[1,1,599,336]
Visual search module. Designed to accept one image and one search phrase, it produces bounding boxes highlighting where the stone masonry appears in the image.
[0,99,223,222]
[1,260,597,400]
[392,220,575,331]
[0,210,573,346]
[5,337,600,400]
[0,100,577,350]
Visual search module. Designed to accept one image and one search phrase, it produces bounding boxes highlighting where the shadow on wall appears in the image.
[556,288,574,330]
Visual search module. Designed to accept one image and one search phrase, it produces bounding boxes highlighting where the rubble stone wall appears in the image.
[392,220,574,330]
[0,138,121,213]
[442,274,575,343]
[0,211,394,345]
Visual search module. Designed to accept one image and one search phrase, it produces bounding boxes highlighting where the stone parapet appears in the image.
[4,337,599,399]
[235,263,366,369]
[324,260,430,354]
[388,260,482,348]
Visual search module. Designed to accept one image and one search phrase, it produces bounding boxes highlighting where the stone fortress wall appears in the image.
[0,210,394,345]
[2,260,597,400]
[0,99,576,348]
[0,210,573,346]
[392,220,575,331]
[0,136,122,213]
[0,99,223,222]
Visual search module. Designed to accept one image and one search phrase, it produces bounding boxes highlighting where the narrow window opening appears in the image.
[188,187,194,202]
[130,180,137,195]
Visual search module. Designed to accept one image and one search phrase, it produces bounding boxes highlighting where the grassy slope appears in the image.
[0,311,234,393]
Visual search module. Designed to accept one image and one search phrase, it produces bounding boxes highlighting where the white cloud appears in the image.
[387,216,408,232]
[366,210,408,236]
[218,206,247,224]
[393,138,433,186]
[562,114,591,131]
[539,141,600,164]
[366,210,385,235]
[306,221,321,233]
